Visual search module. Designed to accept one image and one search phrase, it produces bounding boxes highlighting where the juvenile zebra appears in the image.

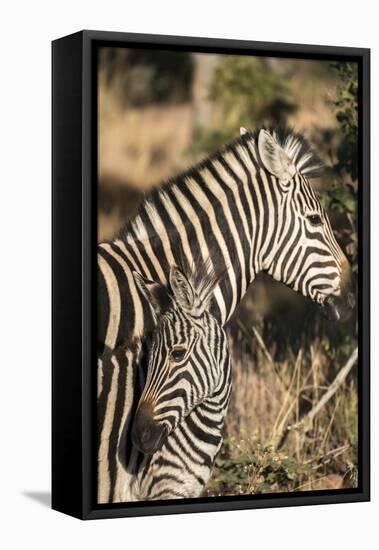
[98,262,231,502]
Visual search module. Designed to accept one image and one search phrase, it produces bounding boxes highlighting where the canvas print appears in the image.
[97,48,358,504]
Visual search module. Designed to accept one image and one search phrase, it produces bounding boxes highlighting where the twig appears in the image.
[250,325,275,366]
[271,347,358,450]
[289,347,358,435]
[304,444,350,465]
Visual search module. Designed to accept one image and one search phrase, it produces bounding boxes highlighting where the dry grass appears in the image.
[204,326,358,496]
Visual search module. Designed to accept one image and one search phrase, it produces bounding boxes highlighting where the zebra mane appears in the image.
[119,126,322,245]
[240,126,323,178]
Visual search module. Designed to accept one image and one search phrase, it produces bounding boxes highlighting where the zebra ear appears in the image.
[169,266,196,312]
[133,271,170,321]
[258,129,296,185]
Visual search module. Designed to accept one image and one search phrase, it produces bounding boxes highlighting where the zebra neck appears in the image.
[207,336,232,411]
[120,136,274,325]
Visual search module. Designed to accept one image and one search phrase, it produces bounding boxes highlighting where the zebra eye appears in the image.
[170,346,187,362]
[307,214,322,226]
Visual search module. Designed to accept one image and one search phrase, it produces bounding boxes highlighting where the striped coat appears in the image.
[98,127,354,502]
[98,264,231,502]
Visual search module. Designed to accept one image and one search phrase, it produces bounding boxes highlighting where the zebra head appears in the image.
[131,265,229,455]
[256,129,355,321]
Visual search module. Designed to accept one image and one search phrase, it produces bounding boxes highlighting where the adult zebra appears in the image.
[98,127,354,502]
[99,262,231,501]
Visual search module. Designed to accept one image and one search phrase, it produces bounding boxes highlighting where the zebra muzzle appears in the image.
[132,404,169,455]
[323,291,355,322]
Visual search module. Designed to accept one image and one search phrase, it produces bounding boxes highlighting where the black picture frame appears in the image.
[52,30,370,520]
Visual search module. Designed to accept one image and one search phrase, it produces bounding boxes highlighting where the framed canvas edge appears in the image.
[52,31,85,520]
[53,30,370,521]
[82,29,370,57]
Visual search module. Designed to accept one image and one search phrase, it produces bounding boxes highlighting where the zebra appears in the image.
[97,126,355,502]
[98,262,231,502]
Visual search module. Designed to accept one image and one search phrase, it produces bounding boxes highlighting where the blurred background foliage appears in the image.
[190,56,296,153]
[98,48,359,495]
[99,47,194,107]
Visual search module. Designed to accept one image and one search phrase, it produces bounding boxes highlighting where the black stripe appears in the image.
[97,262,110,353]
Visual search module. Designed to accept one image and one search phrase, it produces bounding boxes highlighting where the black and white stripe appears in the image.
[98,127,352,352]
[98,127,354,502]
[98,264,231,502]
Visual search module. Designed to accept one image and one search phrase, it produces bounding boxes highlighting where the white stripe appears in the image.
[97,358,103,398]
[98,251,121,349]
[98,356,119,504]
